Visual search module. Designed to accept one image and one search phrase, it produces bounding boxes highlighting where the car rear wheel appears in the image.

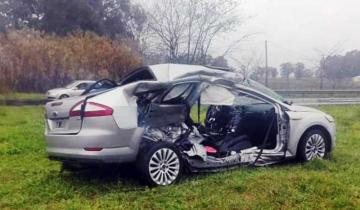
[137,141,182,186]
[298,129,328,161]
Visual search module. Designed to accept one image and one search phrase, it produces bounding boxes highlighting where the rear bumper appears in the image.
[45,125,144,164]
[47,146,137,163]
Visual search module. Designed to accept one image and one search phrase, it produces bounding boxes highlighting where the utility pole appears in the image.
[320,55,325,90]
[265,40,269,87]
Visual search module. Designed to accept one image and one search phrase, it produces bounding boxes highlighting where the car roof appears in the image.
[122,65,287,106]
[148,63,241,82]
[73,80,96,83]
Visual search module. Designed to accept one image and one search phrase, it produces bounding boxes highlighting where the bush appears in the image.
[0,30,143,93]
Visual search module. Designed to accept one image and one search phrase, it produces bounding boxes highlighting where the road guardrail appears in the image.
[276,90,360,98]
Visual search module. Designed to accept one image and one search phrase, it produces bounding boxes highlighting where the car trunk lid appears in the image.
[45,96,85,134]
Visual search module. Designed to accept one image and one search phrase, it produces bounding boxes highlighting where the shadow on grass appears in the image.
[51,157,334,193]
[35,163,150,197]
[63,164,143,184]
[57,163,207,189]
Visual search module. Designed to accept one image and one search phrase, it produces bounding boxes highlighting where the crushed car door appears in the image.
[142,83,196,127]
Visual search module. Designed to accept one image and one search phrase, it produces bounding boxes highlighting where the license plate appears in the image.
[55,120,65,128]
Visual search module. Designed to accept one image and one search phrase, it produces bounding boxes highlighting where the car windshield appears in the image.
[244,79,286,103]
[65,81,77,88]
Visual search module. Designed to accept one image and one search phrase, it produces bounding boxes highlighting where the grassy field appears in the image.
[0,105,360,209]
[0,93,45,101]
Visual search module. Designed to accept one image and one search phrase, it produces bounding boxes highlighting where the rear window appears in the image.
[81,79,118,95]
[162,84,192,104]
[120,69,156,86]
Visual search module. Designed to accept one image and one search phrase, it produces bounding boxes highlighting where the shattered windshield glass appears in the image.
[244,79,285,103]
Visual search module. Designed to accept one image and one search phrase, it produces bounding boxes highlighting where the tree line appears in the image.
[1,0,360,92]
[0,0,240,65]
[0,31,141,93]
[319,50,360,88]
[0,0,146,38]
[251,50,360,89]
[0,0,242,92]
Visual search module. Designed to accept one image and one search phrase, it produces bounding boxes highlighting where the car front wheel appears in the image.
[137,141,182,186]
[298,129,328,161]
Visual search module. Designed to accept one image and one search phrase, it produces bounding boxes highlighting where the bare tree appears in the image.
[280,62,294,89]
[229,51,263,79]
[145,0,242,64]
[313,42,343,89]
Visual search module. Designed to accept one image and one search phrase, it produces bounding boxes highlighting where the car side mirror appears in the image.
[72,87,78,90]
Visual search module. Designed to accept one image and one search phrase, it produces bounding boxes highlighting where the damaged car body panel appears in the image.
[44,64,336,186]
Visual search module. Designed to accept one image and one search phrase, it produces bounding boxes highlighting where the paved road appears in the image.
[289,97,360,106]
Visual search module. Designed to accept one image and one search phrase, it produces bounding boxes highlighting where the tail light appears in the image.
[69,101,113,117]
[84,147,103,151]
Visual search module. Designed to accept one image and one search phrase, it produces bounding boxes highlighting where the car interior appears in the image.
[190,85,278,157]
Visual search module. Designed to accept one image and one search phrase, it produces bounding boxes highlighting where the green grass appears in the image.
[0,93,45,101]
[0,105,360,209]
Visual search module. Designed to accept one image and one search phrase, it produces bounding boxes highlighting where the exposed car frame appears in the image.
[44,64,336,186]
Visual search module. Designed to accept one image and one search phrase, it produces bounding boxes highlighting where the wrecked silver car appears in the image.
[44,64,336,186]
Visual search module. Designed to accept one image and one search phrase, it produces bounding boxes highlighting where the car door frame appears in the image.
[198,82,289,159]
[232,85,290,160]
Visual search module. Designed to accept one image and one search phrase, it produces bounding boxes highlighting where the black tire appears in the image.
[59,94,69,99]
[297,129,328,162]
[136,141,183,186]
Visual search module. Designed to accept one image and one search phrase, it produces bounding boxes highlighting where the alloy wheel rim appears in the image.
[305,134,326,160]
[149,148,180,185]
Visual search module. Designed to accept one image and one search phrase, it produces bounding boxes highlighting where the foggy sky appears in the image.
[220,0,360,69]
